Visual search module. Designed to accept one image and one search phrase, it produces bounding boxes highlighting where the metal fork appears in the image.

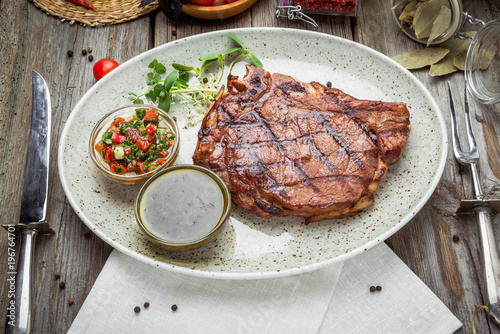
[448,82,500,324]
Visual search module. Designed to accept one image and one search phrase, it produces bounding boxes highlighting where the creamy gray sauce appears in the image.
[139,169,224,242]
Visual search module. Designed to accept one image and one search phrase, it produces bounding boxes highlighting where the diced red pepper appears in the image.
[136,139,150,152]
[111,131,125,143]
[143,108,159,122]
[104,147,113,162]
[112,117,126,126]
[95,141,106,153]
[110,161,126,174]
[145,124,156,136]
[137,161,146,174]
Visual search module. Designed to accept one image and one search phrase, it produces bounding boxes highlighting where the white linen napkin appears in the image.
[69,243,462,334]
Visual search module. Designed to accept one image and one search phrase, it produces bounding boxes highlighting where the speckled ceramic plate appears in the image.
[58,28,447,279]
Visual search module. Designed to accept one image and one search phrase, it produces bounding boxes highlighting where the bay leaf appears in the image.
[414,0,449,39]
[454,50,467,70]
[399,0,419,24]
[426,5,451,46]
[480,51,495,70]
[429,57,458,76]
[392,0,413,10]
[429,32,476,76]
[392,47,450,69]
[457,50,496,71]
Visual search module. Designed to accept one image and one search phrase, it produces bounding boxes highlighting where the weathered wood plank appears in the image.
[0,1,149,332]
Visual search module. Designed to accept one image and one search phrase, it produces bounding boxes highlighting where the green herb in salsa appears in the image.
[94,107,175,175]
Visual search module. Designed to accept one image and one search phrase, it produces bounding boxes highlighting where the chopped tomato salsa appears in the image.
[95,107,176,175]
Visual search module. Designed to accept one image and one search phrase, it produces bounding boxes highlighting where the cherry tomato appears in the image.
[189,0,215,5]
[93,58,119,81]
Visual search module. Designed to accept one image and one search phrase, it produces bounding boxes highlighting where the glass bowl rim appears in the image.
[89,104,180,182]
[134,164,232,248]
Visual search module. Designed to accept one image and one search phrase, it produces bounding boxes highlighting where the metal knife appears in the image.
[3,71,54,334]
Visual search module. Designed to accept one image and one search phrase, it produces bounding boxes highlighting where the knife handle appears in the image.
[5,228,38,334]
[475,204,500,325]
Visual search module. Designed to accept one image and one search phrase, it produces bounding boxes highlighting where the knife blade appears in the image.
[19,71,51,224]
[4,70,53,334]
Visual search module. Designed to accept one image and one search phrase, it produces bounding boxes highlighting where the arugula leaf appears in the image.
[133,97,144,104]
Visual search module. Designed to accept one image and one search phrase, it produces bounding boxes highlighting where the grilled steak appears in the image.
[193,65,410,223]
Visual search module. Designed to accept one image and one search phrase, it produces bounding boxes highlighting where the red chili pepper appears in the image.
[67,0,97,10]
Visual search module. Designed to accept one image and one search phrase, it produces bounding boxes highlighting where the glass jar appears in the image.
[391,0,500,105]
[465,19,500,105]
[391,0,464,46]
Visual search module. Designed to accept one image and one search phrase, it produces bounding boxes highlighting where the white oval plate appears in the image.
[58,28,447,279]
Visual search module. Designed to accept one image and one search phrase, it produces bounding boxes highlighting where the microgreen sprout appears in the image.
[128,33,263,122]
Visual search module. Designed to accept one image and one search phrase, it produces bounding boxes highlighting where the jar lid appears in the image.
[465,19,500,105]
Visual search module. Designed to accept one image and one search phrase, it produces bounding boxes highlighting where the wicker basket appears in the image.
[32,0,159,26]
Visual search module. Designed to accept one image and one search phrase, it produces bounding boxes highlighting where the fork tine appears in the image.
[463,85,478,152]
[448,82,464,159]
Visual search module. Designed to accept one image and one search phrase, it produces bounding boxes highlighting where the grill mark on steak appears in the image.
[231,119,289,199]
[311,111,365,169]
[193,65,410,223]
[248,107,320,192]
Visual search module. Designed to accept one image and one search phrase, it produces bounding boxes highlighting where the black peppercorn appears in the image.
[134,306,141,313]
[59,282,66,289]
[67,50,74,57]
[54,272,61,280]
[88,55,94,62]
[376,286,382,291]
[369,286,376,292]
[144,302,150,308]
[326,81,332,87]
[203,77,209,84]
[171,304,178,311]
[452,235,459,243]
[82,49,87,56]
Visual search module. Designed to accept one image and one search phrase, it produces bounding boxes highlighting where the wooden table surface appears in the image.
[1,0,500,332]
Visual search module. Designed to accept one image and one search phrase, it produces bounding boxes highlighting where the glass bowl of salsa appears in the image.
[89,104,180,185]
[134,165,232,251]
